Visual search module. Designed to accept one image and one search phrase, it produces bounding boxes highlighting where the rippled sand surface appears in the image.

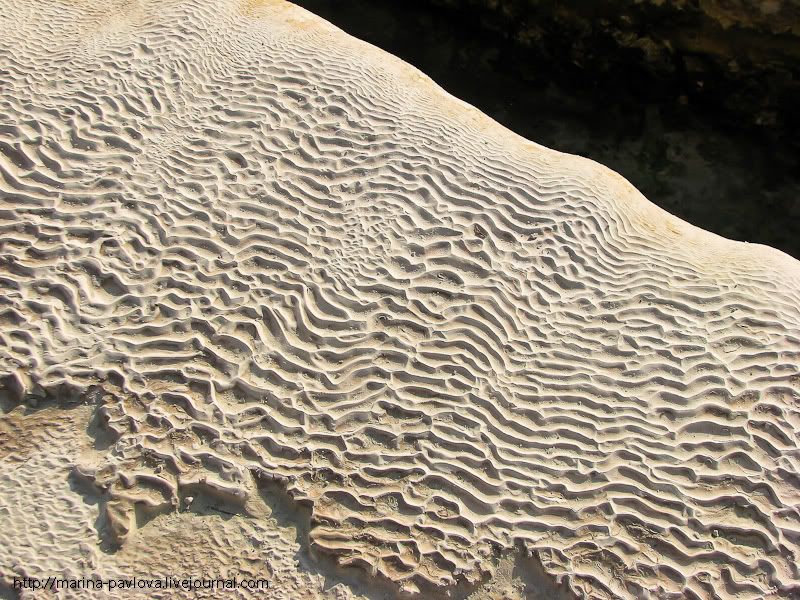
[1,1,800,598]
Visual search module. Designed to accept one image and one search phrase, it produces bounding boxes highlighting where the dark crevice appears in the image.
[0,582,19,600]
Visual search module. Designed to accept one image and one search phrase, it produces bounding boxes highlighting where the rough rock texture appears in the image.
[1,1,800,599]
[428,0,800,132]
[0,399,374,600]
[293,0,800,261]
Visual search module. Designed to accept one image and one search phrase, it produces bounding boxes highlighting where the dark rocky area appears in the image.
[294,0,800,259]
[428,0,800,134]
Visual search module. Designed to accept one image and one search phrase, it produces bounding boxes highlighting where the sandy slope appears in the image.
[1,0,799,598]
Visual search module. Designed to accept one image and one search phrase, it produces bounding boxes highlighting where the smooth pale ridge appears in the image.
[1,1,799,598]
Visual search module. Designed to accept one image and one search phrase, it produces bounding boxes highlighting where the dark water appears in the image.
[294,0,800,260]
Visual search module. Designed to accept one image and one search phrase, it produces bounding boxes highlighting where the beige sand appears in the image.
[1,1,799,598]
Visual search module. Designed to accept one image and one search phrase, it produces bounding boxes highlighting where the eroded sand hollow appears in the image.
[1,1,800,598]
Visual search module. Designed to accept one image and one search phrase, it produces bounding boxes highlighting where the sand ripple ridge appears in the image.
[1,1,800,598]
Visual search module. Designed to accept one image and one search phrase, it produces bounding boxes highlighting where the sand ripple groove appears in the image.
[1,1,800,598]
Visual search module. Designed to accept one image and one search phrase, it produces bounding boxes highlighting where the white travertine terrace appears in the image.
[1,1,800,598]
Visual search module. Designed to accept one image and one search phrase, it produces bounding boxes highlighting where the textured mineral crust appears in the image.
[1,1,799,599]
